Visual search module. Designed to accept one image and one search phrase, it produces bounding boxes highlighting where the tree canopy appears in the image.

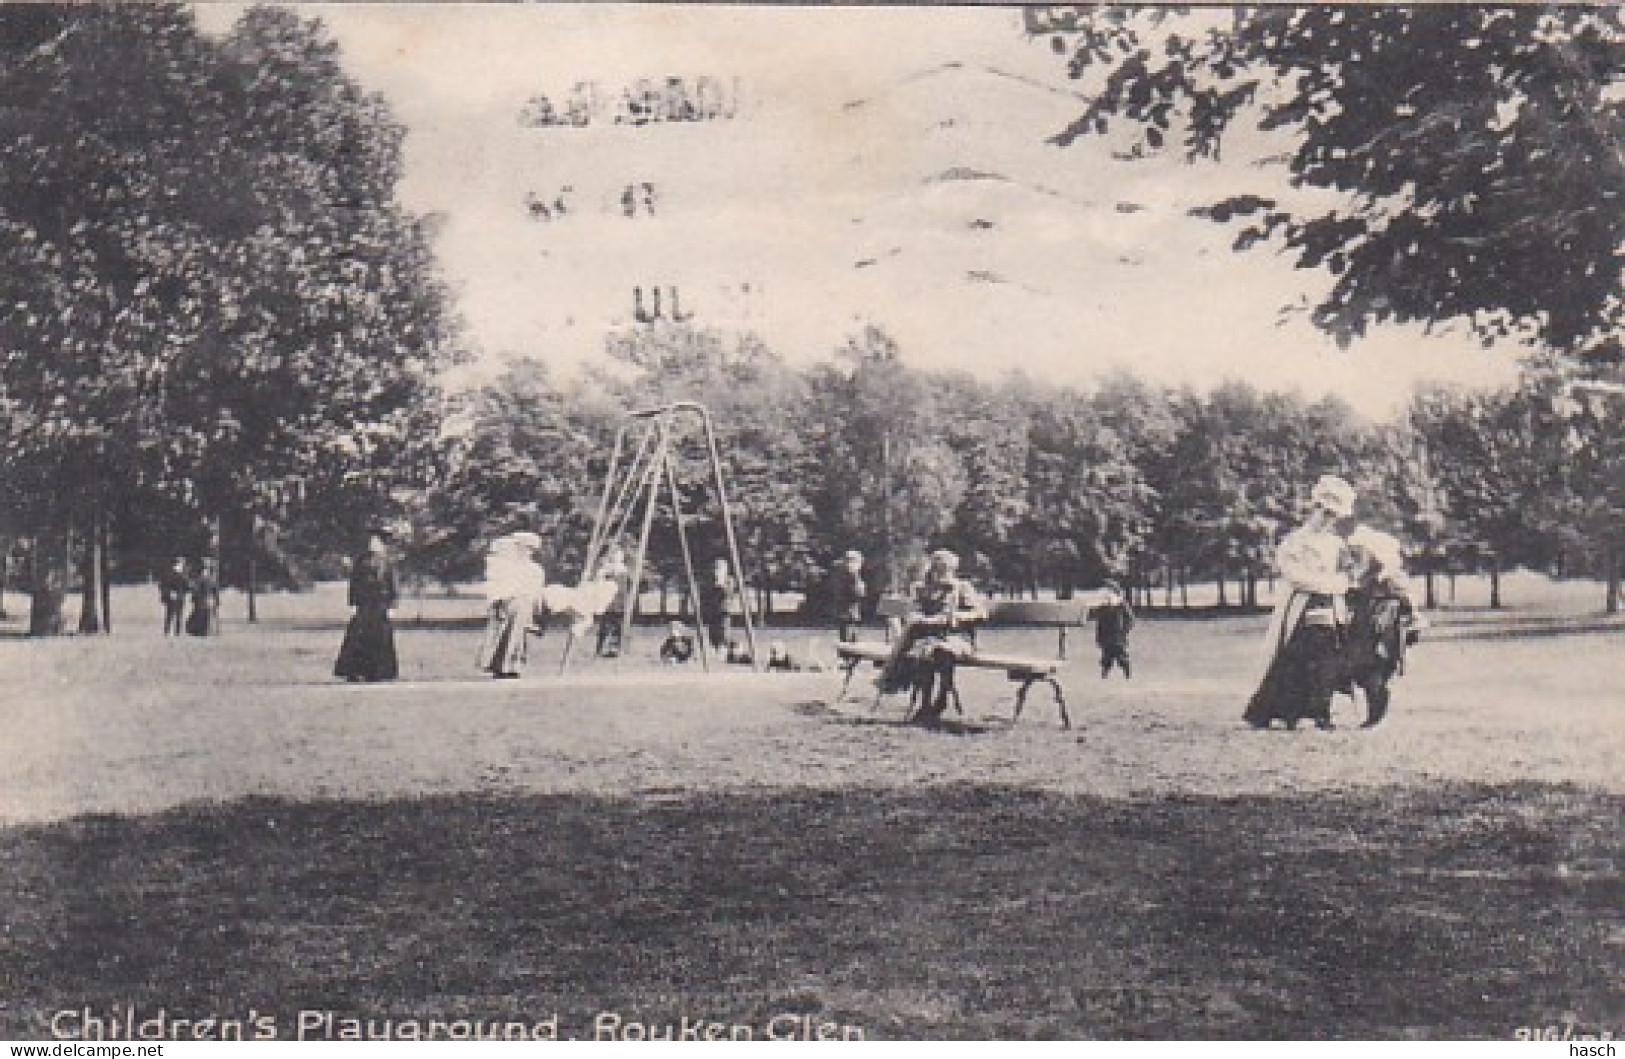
[1044,6,1625,358]
[0,4,462,633]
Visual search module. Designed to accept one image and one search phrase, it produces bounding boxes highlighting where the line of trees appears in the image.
[406,321,1625,618]
[3,5,1620,636]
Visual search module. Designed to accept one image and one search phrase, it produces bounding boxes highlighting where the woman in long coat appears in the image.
[1244,475,1357,730]
[334,530,400,682]
[477,532,547,679]
[185,558,221,637]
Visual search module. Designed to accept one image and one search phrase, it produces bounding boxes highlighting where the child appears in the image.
[659,621,696,665]
[1343,527,1424,727]
[1092,580,1135,679]
[765,640,797,672]
[830,549,866,643]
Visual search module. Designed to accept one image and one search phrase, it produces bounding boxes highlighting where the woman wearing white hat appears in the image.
[477,532,548,679]
[1245,475,1358,730]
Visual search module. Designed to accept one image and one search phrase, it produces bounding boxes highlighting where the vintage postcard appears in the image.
[0,2,1618,1043]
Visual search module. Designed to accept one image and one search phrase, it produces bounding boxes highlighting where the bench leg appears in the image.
[1012,676,1070,729]
[838,658,859,700]
[1047,676,1072,730]
[1012,678,1034,724]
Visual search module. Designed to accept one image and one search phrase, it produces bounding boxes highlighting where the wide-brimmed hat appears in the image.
[928,548,960,571]
[509,531,543,552]
[842,549,863,562]
[1310,474,1357,518]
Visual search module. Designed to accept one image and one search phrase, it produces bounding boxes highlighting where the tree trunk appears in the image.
[1607,548,1621,615]
[1489,558,1502,610]
[1424,569,1438,610]
[1448,571,1458,605]
[98,513,112,634]
[29,514,70,637]
[1164,560,1174,609]
[1179,568,1189,609]
[78,512,103,635]
[1216,565,1228,609]
[659,576,669,619]
[247,515,259,624]
[0,542,9,621]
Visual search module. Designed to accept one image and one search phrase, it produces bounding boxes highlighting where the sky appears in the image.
[194,3,1526,418]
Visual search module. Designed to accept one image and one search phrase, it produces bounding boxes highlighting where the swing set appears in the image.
[557,402,759,674]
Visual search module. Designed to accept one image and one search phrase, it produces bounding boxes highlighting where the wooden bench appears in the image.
[834,594,1106,729]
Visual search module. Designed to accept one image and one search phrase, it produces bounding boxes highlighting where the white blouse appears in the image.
[1275,524,1350,597]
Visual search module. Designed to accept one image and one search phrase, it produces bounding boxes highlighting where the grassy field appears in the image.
[0,580,1619,1040]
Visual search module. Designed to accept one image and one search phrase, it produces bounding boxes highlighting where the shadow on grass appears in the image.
[0,784,1618,1040]
[793,700,1001,736]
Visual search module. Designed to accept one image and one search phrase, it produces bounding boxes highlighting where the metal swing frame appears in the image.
[561,402,758,674]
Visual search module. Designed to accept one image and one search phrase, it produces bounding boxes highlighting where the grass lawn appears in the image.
[0,581,1619,1040]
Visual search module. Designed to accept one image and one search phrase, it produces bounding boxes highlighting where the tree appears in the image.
[1404,386,1533,608]
[1089,372,1181,606]
[1019,392,1151,596]
[808,327,967,594]
[1046,6,1625,357]
[596,324,822,615]
[1517,362,1625,612]
[413,359,601,587]
[934,373,1031,594]
[0,5,462,633]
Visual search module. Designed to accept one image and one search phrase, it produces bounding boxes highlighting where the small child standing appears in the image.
[1092,580,1135,679]
[1343,527,1425,726]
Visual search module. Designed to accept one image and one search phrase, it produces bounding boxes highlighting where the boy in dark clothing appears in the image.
[157,558,190,636]
[1093,580,1135,679]
[699,558,731,653]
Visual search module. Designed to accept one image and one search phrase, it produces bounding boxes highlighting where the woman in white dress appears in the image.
[1244,475,1357,730]
[477,532,548,679]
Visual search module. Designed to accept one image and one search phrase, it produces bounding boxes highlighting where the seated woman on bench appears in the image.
[877,549,987,705]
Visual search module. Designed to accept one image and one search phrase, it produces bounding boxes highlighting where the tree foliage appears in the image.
[0,4,462,632]
[1048,6,1625,356]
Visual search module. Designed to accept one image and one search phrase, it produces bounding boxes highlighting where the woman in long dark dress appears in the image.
[185,558,221,636]
[334,530,400,682]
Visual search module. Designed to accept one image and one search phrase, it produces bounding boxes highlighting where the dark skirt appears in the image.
[185,604,219,637]
[477,603,529,677]
[1245,623,1340,728]
[334,607,399,681]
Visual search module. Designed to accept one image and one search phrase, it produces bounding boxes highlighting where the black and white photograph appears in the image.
[0,1,1620,1042]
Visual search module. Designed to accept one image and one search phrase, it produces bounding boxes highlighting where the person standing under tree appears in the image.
[594,541,631,658]
[1093,579,1135,679]
[699,557,732,655]
[185,557,221,637]
[830,549,866,643]
[158,557,190,636]
[334,528,400,682]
